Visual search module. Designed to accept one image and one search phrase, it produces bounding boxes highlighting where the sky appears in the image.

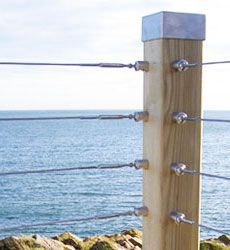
[0,0,230,110]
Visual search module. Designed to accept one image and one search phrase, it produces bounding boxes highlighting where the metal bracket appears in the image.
[134,61,149,72]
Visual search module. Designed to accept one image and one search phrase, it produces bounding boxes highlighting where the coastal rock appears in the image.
[200,235,230,250]
[0,234,74,250]
[52,232,83,250]
[0,229,229,250]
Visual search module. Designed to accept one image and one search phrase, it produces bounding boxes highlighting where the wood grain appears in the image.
[143,39,203,250]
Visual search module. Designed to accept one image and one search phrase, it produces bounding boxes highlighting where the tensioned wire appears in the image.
[0,209,228,235]
[184,60,230,67]
[181,219,230,235]
[0,114,134,122]
[185,220,230,235]
[185,117,230,123]
[172,212,230,235]
[2,114,230,123]
[182,169,230,181]
[0,209,139,233]
[0,62,134,68]
[0,60,230,67]
[0,162,136,176]
[197,223,230,235]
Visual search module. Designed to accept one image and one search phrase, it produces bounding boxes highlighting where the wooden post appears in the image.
[142,12,205,250]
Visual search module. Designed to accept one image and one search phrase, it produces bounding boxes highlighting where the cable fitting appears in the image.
[133,111,149,122]
[170,211,194,225]
[170,163,187,176]
[172,112,188,124]
[134,61,149,72]
[134,159,149,170]
[134,206,149,217]
[171,59,197,71]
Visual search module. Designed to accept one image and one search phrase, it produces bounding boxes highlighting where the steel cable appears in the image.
[202,60,230,66]
[185,117,230,123]
[0,112,148,123]
[171,163,230,181]
[172,112,230,124]
[186,60,230,67]
[183,169,230,181]
[0,163,136,176]
[198,223,230,235]
[171,211,230,235]
[0,61,149,71]
[0,114,133,122]
[0,62,134,68]
[172,59,230,71]
[0,207,147,233]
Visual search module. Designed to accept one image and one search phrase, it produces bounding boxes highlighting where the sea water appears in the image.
[0,110,229,239]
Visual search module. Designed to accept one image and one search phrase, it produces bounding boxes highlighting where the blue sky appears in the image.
[0,0,230,110]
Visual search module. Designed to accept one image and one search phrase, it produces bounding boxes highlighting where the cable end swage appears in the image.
[134,206,149,217]
[134,61,149,72]
[134,159,149,170]
[133,111,149,122]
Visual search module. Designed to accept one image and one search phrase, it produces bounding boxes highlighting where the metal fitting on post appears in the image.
[171,59,197,72]
[172,112,188,124]
[171,59,189,71]
[170,163,186,176]
[134,206,149,217]
[170,211,194,225]
[134,61,149,72]
[133,111,149,122]
[134,159,149,170]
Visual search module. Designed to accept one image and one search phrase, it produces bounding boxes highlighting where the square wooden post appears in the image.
[142,12,205,250]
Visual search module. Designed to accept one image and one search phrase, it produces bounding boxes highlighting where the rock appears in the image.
[200,235,230,250]
[52,232,83,250]
[0,229,229,250]
[89,240,116,250]
[83,235,117,250]
[129,237,142,248]
[218,235,230,246]
[105,229,142,250]
[121,230,142,238]
[133,247,141,250]
[0,235,74,250]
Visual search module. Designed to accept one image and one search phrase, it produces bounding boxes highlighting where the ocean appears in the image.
[0,110,229,240]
